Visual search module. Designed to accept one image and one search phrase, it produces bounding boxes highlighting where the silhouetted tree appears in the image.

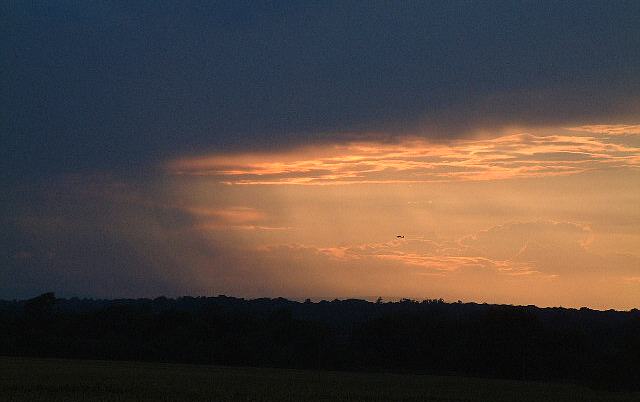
[1,293,638,390]
[24,292,56,318]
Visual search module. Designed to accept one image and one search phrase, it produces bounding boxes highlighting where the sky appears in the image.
[2,1,640,309]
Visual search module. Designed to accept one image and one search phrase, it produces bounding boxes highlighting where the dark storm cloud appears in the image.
[0,176,221,298]
[3,1,640,179]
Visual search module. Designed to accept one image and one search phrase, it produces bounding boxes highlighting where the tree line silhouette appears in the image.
[1,293,639,390]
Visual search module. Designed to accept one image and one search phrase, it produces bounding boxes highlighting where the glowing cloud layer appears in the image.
[169,126,640,185]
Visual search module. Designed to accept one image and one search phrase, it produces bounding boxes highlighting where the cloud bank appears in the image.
[3,1,640,179]
[168,127,640,184]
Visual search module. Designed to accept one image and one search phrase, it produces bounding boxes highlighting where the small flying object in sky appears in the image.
[396,235,405,238]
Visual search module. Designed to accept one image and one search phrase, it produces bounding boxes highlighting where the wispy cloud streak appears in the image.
[168,127,640,185]
[567,124,640,135]
[260,231,556,280]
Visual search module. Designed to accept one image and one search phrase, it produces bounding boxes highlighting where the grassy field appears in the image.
[0,357,637,402]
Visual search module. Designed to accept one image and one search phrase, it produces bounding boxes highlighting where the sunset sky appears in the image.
[3,2,640,309]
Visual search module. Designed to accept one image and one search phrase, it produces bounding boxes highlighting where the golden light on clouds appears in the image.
[151,125,640,308]
[168,126,640,185]
[567,124,640,135]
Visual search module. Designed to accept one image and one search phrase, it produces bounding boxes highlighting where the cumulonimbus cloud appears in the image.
[5,2,640,180]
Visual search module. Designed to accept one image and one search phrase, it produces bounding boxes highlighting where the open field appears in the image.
[0,357,638,402]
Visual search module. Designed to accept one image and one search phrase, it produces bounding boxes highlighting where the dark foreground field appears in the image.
[0,357,638,402]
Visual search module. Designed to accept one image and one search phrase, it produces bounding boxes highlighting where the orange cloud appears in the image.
[185,206,265,223]
[180,206,293,232]
[168,129,640,185]
[253,219,637,283]
[260,228,560,279]
[567,124,640,135]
